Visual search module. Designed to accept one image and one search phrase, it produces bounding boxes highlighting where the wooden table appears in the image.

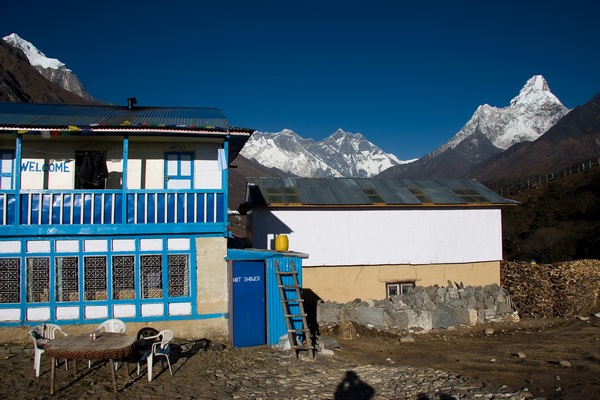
[44,332,136,395]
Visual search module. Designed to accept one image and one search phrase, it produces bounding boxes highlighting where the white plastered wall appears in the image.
[128,142,222,190]
[251,208,503,266]
[20,142,75,189]
[20,141,123,190]
[18,140,223,190]
[195,143,222,190]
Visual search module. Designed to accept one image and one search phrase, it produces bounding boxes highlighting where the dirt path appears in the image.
[331,317,600,400]
[1,317,599,399]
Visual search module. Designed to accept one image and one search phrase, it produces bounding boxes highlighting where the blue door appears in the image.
[232,261,266,347]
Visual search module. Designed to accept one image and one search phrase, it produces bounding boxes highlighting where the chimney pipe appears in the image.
[127,97,137,110]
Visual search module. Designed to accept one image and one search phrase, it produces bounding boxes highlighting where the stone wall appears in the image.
[317,283,518,333]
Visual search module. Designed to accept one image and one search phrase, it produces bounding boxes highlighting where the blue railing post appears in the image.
[122,136,129,224]
[222,136,229,232]
[14,135,22,225]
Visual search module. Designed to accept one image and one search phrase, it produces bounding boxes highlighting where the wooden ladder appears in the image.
[274,259,315,360]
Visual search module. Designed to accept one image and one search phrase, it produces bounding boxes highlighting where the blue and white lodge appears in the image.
[0,101,298,344]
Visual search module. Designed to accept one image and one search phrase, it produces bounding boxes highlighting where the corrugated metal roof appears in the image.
[0,102,256,162]
[243,177,518,207]
[0,102,231,129]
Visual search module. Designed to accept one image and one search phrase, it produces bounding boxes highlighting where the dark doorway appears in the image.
[75,151,109,189]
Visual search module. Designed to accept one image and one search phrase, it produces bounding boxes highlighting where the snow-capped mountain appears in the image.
[380,75,570,179]
[2,33,93,101]
[434,75,568,156]
[241,128,407,178]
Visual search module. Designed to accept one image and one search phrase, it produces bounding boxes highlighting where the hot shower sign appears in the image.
[21,160,71,173]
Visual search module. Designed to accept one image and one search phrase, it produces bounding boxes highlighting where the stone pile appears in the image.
[502,259,600,318]
[317,283,519,333]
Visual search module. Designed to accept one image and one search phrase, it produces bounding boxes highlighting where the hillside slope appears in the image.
[473,93,600,187]
[0,40,93,104]
[501,167,600,262]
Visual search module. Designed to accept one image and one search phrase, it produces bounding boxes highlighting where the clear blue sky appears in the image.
[2,0,599,160]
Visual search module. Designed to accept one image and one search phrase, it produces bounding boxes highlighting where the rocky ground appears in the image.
[1,260,599,400]
[0,315,598,399]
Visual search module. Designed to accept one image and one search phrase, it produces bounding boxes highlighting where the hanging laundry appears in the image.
[78,152,109,187]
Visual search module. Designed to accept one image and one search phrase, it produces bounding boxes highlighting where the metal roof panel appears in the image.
[0,102,229,129]
[244,177,517,207]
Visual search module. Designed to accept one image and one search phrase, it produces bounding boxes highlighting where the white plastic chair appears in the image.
[88,319,127,368]
[93,318,127,335]
[28,323,68,377]
[137,329,173,382]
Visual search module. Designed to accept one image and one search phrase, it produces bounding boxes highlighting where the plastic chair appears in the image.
[28,323,68,377]
[88,319,127,368]
[93,318,127,335]
[137,329,173,382]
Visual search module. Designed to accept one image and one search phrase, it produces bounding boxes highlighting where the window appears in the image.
[407,188,432,203]
[0,151,14,189]
[113,255,135,299]
[84,256,107,300]
[386,282,415,298]
[27,257,50,302]
[141,255,162,299]
[168,254,190,297]
[451,188,490,203]
[56,257,79,302]
[0,258,20,303]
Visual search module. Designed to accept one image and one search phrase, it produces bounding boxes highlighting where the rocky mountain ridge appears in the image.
[0,39,92,104]
[2,33,94,101]
[241,128,406,178]
[379,75,570,179]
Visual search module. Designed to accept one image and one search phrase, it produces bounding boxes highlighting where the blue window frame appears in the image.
[164,152,193,189]
[0,236,197,325]
[0,150,14,190]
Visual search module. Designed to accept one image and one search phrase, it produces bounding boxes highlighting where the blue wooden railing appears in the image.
[0,189,225,226]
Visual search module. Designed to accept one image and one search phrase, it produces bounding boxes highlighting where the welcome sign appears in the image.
[21,160,72,173]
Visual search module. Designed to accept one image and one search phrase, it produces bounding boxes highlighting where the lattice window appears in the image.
[56,257,79,302]
[0,258,20,303]
[141,255,162,299]
[386,282,415,299]
[168,254,189,297]
[27,257,50,303]
[113,255,135,300]
[84,256,107,300]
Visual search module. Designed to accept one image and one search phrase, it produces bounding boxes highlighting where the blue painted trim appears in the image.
[122,136,128,220]
[18,240,25,322]
[0,223,228,237]
[164,151,194,189]
[0,150,14,190]
[223,139,229,226]
[14,136,21,224]
[2,313,227,328]
[5,189,227,229]
[0,234,212,326]
[266,256,305,346]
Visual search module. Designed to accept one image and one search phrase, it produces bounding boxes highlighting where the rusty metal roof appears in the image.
[243,177,517,207]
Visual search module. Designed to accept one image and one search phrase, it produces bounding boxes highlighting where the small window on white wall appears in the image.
[386,282,415,299]
[0,151,14,189]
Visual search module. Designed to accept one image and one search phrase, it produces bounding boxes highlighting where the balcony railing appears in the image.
[0,189,225,226]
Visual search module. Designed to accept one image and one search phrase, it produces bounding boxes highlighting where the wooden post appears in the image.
[50,356,56,395]
[110,359,118,393]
